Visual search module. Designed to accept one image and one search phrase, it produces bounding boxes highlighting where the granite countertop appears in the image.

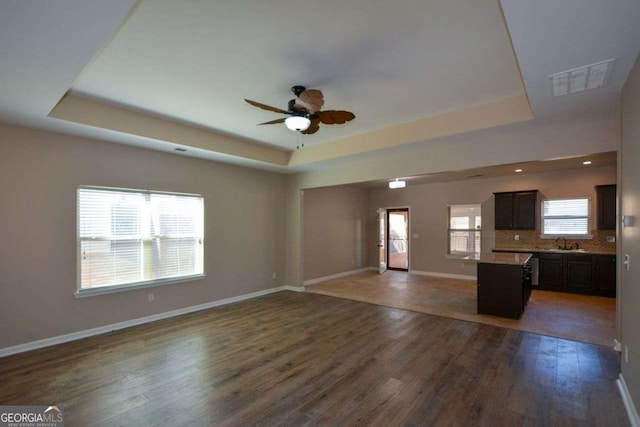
[493,247,616,255]
[476,252,533,266]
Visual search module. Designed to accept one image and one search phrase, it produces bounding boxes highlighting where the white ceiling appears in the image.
[70,0,524,149]
[0,0,638,173]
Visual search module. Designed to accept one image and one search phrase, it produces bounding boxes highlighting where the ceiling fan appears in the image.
[245,85,355,134]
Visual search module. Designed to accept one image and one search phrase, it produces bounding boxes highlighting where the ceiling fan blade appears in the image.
[295,89,325,113]
[257,118,286,125]
[301,117,320,135]
[317,110,356,125]
[244,99,289,114]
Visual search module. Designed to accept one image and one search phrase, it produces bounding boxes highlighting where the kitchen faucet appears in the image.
[555,237,571,250]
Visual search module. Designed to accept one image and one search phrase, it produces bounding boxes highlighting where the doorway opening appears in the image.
[387,208,409,271]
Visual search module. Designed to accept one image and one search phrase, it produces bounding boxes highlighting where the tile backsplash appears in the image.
[494,229,616,253]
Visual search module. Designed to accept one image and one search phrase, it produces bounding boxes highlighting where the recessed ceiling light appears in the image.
[583,160,592,165]
[515,169,523,173]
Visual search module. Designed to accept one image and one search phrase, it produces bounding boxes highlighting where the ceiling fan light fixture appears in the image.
[285,115,311,132]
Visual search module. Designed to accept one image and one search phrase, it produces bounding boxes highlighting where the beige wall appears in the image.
[621,54,640,416]
[368,166,616,277]
[303,186,369,281]
[0,123,286,349]
[285,116,620,286]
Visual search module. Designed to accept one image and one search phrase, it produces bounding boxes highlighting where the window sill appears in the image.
[446,254,479,262]
[75,274,206,298]
[540,234,593,240]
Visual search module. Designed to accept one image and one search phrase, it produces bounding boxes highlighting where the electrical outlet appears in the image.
[606,235,615,243]
[515,234,520,241]
[148,293,154,302]
[272,272,276,280]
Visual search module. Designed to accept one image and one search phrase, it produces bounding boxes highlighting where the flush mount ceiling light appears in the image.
[389,179,406,189]
[284,115,311,131]
[549,58,615,97]
[583,160,592,165]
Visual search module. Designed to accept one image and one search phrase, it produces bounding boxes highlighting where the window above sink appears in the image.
[541,198,593,239]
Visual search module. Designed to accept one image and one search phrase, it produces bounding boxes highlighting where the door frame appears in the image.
[379,206,411,272]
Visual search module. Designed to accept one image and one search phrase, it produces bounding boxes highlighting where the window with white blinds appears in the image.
[448,204,481,256]
[541,198,590,236]
[77,186,204,294]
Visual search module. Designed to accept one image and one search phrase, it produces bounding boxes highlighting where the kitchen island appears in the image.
[477,252,533,319]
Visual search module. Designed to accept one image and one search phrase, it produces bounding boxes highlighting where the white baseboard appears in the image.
[410,270,476,281]
[618,373,640,427]
[283,285,304,292]
[303,267,371,286]
[0,286,292,358]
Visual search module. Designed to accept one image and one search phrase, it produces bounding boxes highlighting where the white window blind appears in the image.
[78,187,204,292]
[448,204,481,256]
[542,198,589,235]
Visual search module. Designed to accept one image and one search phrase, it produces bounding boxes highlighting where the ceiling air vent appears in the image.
[549,58,615,97]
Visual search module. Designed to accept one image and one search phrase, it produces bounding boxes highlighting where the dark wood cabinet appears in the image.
[538,253,564,289]
[494,190,538,230]
[593,255,616,296]
[566,254,592,291]
[596,184,616,230]
[494,193,514,229]
[478,262,529,319]
[514,191,537,229]
[535,252,615,296]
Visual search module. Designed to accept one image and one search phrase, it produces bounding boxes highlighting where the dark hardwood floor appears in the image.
[0,292,629,426]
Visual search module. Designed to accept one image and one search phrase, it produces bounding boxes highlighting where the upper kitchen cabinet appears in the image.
[494,190,538,230]
[595,184,616,230]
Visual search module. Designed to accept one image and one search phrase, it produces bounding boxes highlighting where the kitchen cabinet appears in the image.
[536,252,615,296]
[538,253,564,289]
[477,261,531,319]
[596,185,616,230]
[566,254,592,291]
[494,190,538,230]
[593,255,616,296]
